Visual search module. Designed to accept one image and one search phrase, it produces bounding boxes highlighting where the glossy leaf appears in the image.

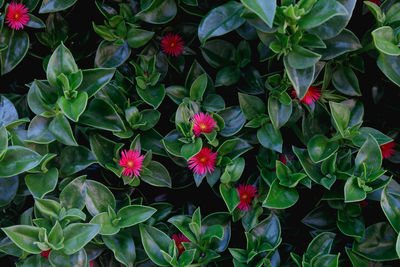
[284,57,315,100]
[381,180,400,233]
[136,84,165,109]
[0,27,29,75]
[117,205,156,228]
[257,123,282,153]
[49,114,78,146]
[298,0,347,30]
[198,1,246,45]
[25,168,58,199]
[136,0,177,24]
[0,146,42,177]
[220,184,240,213]
[85,179,116,216]
[140,161,172,188]
[61,223,101,255]
[263,179,299,209]
[103,231,136,267]
[307,135,339,163]
[372,26,400,56]
[60,145,97,176]
[268,97,292,130]
[377,53,400,87]
[329,101,350,137]
[238,93,266,120]
[39,0,77,13]
[0,176,18,207]
[95,41,130,68]
[240,0,276,28]
[57,92,88,122]
[2,225,41,254]
[139,224,171,266]
[332,65,361,96]
[46,43,78,87]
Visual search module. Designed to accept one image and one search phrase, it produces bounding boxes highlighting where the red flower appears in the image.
[40,249,51,259]
[367,0,381,6]
[161,33,184,57]
[380,141,395,159]
[172,234,190,255]
[5,2,29,30]
[118,150,145,178]
[236,184,258,212]
[278,154,287,165]
[89,261,94,267]
[291,85,321,105]
[192,112,217,137]
[188,147,217,175]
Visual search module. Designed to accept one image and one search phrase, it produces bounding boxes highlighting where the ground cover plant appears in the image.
[0,0,400,266]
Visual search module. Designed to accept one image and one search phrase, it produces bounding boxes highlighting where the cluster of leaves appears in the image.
[0,0,400,266]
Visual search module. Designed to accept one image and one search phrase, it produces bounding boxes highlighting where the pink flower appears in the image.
[161,33,184,57]
[40,249,51,258]
[5,2,29,30]
[89,261,94,267]
[278,154,287,165]
[367,0,381,6]
[118,150,145,178]
[172,234,190,255]
[236,184,258,212]
[188,147,217,175]
[192,112,217,137]
[380,141,395,159]
[291,85,321,105]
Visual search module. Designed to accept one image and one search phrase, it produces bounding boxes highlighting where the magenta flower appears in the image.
[118,150,145,178]
[172,234,190,255]
[236,184,258,212]
[161,33,184,57]
[5,2,29,30]
[188,147,217,175]
[291,85,321,105]
[380,141,395,159]
[192,112,217,137]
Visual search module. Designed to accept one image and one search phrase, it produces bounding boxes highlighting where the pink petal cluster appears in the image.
[172,233,190,255]
[5,2,29,30]
[380,141,395,159]
[291,85,321,105]
[192,112,217,137]
[161,33,184,57]
[236,184,258,212]
[118,150,145,178]
[188,147,217,175]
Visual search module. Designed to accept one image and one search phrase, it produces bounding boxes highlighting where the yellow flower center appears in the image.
[170,42,175,47]
[127,161,134,167]
[200,124,207,130]
[14,13,20,19]
[241,194,248,200]
[199,156,207,163]
[178,244,183,250]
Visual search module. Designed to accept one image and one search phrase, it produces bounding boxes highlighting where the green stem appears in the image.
[352,42,375,56]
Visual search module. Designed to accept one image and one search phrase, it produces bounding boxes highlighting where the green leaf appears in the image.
[215,66,241,87]
[198,1,246,45]
[90,212,119,235]
[139,224,171,266]
[0,176,18,207]
[136,0,177,24]
[263,179,299,209]
[218,106,246,137]
[103,231,135,267]
[26,116,55,144]
[0,96,18,128]
[251,214,281,249]
[60,176,86,210]
[0,27,29,75]
[353,127,392,147]
[141,161,172,188]
[49,113,78,146]
[201,39,235,68]
[61,223,101,255]
[304,232,335,262]
[268,97,292,130]
[202,225,224,241]
[77,68,115,98]
[329,101,350,137]
[0,126,8,159]
[377,53,400,87]
[127,28,154,48]
[190,73,207,101]
[397,233,400,258]
[353,222,399,261]
[89,133,123,175]
[60,146,97,176]
[238,93,266,120]
[219,184,240,213]
[307,135,339,163]
[385,2,400,24]
[25,168,58,199]
[257,123,282,153]
[95,41,130,68]
[26,14,46,29]
[162,130,184,157]
[276,161,306,188]
[292,146,325,186]
[167,215,196,242]
[117,205,156,228]
[48,249,87,267]
[80,98,125,132]
[39,0,78,13]
[57,92,88,122]
[332,65,361,96]
[46,43,78,87]
[136,84,165,109]
[381,180,400,233]
[298,0,347,30]
[2,225,41,254]
[240,0,276,28]
[372,26,400,56]
[355,134,382,175]
[0,146,42,177]
[85,179,116,216]
[315,29,361,60]
[344,176,366,203]
[35,198,60,220]
[287,46,321,69]
[284,57,315,100]
[181,138,202,161]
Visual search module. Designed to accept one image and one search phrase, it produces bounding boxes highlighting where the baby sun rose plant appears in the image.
[0,0,400,266]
